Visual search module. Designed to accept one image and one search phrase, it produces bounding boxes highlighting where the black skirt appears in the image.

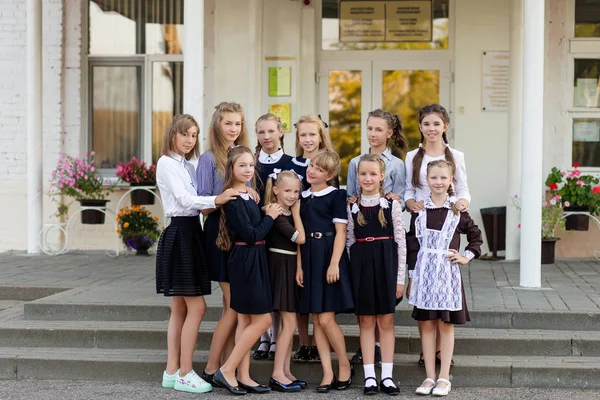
[156,216,211,297]
[268,250,299,313]
[203,210,230,282]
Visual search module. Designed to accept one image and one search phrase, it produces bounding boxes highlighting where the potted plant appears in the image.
[545,162,600,231]
[49,152,114,224]
[115,157,157,205]
[512,194,565,264]
[116,205,162,255]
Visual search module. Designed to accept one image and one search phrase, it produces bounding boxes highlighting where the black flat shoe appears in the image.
[380,378,400,396]
[336,365,354,391]
[364,377,379,395]
[374,345,382,367]
[213,369,247,395]
[292,379,307,389]
[418,352,424,366]
[292,345,310,363]
[269,377,301,392]
[267,341,276,361]
[350,347,363,364]
[307,345,320,363]
[253,340,270,360]
[201,370,221,388]
[238,381,271,394]
[316,377,337,393]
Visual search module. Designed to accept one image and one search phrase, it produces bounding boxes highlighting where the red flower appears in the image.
[548,183,558,190]
[573,162,580,168]
[593,186,600,195]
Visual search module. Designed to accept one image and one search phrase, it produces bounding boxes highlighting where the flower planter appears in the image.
[564,206,590,231]
[122,234,154,255]
[130,182,156,206]
[79,199,109,224]
[541,238,559,264]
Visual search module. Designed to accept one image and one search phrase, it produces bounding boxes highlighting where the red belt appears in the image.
[235,241,265,246]
[356,236,393,243]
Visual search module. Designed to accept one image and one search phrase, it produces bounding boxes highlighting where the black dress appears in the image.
[407,207,483,325]
[204,209,229,282]
[284,156,340,190]
[298,187,354,314]
[266,214,300,312]
[156,216,211,297]
[225,194,275,315]
[348,199,399,315]
[256,154,293,205]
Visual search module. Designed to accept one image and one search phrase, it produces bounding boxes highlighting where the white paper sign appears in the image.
[482,51,509,112]
[573,119,600,142]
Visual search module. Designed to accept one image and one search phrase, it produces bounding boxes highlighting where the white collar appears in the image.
[380,148,393,161]
[239,192,251,201]
[169,152,185,163]
[302,186,337,198]
[259,149,284,164]
[424,195,457,210]
[292,157,310,167]
[351,194,389,214]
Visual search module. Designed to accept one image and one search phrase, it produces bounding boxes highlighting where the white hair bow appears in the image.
[380,198,389,209]
[268,168,282,180]
[351,203,359,214]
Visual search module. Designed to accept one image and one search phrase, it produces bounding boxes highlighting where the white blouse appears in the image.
[346,194,407,284]
[404,147,471,203]
[156,154,217,217]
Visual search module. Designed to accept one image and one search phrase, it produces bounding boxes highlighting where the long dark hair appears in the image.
[411,104,456,189]
[367,109,408,159]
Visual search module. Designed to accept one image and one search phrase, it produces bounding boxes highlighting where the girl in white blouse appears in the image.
[155,114,238,394]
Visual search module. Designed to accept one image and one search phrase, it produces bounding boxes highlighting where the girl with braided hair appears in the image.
[346,154,406,395]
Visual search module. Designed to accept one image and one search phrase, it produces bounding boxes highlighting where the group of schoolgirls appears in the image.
[154,101,483,397]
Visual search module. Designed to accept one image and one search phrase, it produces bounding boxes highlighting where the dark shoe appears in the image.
[292,345,310,363]
[364,377,378,395]
[292,379,307,389]
[336,365,353,391]
[418,352,424,367]
[350,347,362,364]
[316,377,337,393]
[238,381,271,394]
[374,345,382,367]
[201,370,221,388]
[267,341,276,361]
[307,346,320,363]
[269,377,301,393]
[213,369,246,395]
[253,340,270,360]
[380,377,400,396]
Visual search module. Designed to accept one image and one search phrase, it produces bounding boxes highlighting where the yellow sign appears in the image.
[268,67,292,97]
[269,103,292,133]
[386,1,432,42]
[339,0,432,42]
[339,1,385,42]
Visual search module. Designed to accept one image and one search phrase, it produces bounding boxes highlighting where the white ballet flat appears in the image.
[432,378,451,396]
[415,378,436,395]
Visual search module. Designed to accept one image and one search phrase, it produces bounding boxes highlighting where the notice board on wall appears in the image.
[482,51,509,112]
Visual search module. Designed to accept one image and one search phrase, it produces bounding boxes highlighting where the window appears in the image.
[87,0,184,169]
[575,0,600,38]
[321,0,450,51]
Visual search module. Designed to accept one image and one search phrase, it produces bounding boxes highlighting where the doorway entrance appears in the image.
[319,60,451,184]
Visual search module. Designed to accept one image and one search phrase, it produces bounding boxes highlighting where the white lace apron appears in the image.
[409,209,462,311]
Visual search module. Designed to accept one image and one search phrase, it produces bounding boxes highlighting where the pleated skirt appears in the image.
[156,216,211,297]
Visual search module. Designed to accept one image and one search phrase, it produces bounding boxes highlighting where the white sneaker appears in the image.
[415,378,436,395]
[162,369,178,388]
[432,378,451,396]
[174,370,213,393]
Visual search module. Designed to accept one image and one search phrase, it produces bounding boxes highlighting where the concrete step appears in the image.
[23,300,600,331]
[1,347,599,389]
[1,320,599,357]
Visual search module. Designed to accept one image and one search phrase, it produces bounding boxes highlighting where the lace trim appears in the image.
[239,192,251,201]
[423,196,457,210]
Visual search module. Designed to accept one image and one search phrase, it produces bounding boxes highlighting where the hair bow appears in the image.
[291,170,304,181]
[351,203,360,214]
[379,198,389,209]
[318,114,329,128]
[268,168,282,180]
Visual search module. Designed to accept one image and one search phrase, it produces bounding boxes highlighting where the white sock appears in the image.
[375,342,381,348]
[381,363,396,387]
[363,364,377,387]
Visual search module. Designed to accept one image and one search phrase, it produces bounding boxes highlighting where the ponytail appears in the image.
[411,135,426,189]
[447,183,460,216]
[390,113,408,158]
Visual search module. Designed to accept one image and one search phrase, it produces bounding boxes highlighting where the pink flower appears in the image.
[542,201,548,207]
[565,201,570,207]
[518,223,521,229]
[91,167,95,172]
[577,180,585,186]
[550,198,556,205]
[575,170,581,177]
[562,171,567,176]
[556,195,562,200]
[84,175,88,180]
[90,151,95,156]
[513,194,518,199]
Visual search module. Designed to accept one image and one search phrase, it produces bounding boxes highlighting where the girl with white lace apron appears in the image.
[408,160,482,397]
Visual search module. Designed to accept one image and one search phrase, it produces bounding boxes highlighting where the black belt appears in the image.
[308,232,334,239]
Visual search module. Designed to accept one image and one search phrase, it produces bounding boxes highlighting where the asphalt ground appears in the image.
[0,380,600,400]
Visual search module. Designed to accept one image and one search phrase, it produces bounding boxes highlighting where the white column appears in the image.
[27,0,43,254]
[519,0,545,288]
[299,5,316,116]
[246,0,263,137]
[506,0,523,260]
[183,0,204,151]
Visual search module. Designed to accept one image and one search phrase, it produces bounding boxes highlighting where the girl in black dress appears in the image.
[263,170,307,392]
[212,146,283,395]
[297,150,354,393]
[346,154,406,396]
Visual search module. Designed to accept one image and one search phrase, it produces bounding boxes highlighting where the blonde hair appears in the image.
[264,170,302,206]
[294,115,333,156]
[311,150,340,186]
[216,146,255,251]
[356,154,388,228]
[161,114,200,160]
[254,113,285,158]
[208,102,249,175]
[426,159,459,215]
